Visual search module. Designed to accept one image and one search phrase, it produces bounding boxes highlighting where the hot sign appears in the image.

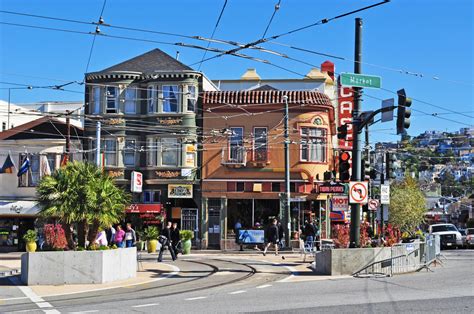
[332,196,349,211]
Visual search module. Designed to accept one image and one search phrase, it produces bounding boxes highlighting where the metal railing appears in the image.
[221,146,247,166]
[353,239,440,278]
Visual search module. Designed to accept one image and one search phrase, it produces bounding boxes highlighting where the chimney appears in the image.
[321,61,335,80]
[241,68,261,80]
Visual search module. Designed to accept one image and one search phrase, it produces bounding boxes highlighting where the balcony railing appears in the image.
[250,149,270,163]
[221,146,247,166]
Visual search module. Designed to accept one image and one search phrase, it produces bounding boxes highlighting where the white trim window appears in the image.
[92,86,101,114]
[187,85,197,112]
[106,86,118,113]
[103,139,117,166]
[147,86,156,113]
[18,154,40,187]
[123,139,136,166]
[160,138,179,166]
[229,127,244,162]
[162,85,179,113]
[300,127,326,162]
[253,127,268,162]
[124,87,137,114]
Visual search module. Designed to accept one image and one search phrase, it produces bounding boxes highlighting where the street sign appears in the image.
[131,171,143,193]
[381,98,395,122]
[332,196,349,211]
[349,181,369,204]
[368,199,380,210]
[381,184,390,204]
[340,73,382,89]
[317,182,347,194]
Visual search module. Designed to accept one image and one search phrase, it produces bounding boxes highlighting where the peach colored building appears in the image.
[201,90,336,249]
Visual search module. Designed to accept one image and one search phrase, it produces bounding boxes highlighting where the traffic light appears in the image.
[385,152,397,180]
[337,124,348,140]
[339,151,351,182]
[363,158,371,181]
[396,88,412,134]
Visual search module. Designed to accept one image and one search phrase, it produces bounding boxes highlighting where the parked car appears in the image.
[465,228,474,249]
[429,223,463,249]
[458,228,467,248]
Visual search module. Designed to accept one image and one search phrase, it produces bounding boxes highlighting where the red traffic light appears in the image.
[340,151,351,162]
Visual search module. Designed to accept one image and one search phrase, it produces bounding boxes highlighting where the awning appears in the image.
[0,200,41,216]
[126,204,162,214]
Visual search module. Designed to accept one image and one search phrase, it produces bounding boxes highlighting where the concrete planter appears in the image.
[315,247,392,276]
[21,247,137,285]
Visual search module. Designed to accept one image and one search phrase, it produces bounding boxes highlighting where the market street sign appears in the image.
[340,73,381,89]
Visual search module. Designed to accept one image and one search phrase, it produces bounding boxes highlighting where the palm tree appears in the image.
[37,162,130,248]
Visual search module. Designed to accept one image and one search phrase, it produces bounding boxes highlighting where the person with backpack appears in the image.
[263,218,279,256]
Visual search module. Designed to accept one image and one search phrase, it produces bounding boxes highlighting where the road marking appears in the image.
[131,303,159,308]
[256,284,272,289]
[9,276,59,313]
[185,296,207,301]
[229,290,246,295]
[1,263,180,302]
[69,311,99,313]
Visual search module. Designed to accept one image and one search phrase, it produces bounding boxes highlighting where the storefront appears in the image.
[0,200,40,252]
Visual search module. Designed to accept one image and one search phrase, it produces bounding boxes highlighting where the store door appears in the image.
[181,208,198,245]
[208,208,221,249]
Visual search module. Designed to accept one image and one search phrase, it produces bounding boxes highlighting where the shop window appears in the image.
[162,85,179,113]
[300,127,326,162]
[106,86,118,113]
[124,87,137,114]
[236,182,244,192]
[271,182,281,192]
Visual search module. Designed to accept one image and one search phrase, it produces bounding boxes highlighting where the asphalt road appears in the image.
[1,250,473,313]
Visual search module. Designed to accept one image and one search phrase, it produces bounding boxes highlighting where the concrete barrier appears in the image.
[21,247,136,285]
[315,247,392,276]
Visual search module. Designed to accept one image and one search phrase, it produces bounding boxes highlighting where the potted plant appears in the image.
[179,230,194,255]
[23,229,38,252]
[143,226,159,253]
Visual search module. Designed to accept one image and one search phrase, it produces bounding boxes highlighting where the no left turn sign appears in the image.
[349,181,369,204]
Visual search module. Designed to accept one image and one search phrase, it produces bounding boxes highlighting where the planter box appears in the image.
[315,247,392,276]
[21,247,137,285]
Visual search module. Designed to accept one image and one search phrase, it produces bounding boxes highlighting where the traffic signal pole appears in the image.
[283,95,291,247]
[350,18,363,248]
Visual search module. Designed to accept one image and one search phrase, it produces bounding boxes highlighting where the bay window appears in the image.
[92,86,101,114]
[300,127,326,162]
[148,138,181,167]
[103,139,117,166]
[124,87,137,114]
[187,85,197,112]
[106,86,118,113]
[123,139,136,166]
[162,85,179,113]
[147,86,156,113]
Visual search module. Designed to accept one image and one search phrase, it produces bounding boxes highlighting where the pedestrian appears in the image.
[171,222,181,258]
[125,223,136,248]
[114,225,125,248]
[234,219,242,243]
[303,220,317,248]
[95,228,108,246]
[158,221,176,262]
[263,218,279,256]
[277,220,284,248]
[106,224,116,245]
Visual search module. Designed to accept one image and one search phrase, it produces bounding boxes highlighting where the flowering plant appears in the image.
[332,224,350,248]
[44,224,68,250]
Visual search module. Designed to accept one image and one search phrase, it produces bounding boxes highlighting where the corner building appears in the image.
[84,49,216,240]
[201,90,336,249]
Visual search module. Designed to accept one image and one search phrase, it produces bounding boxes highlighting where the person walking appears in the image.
[303,220,317,248]
[171,222,181,258]
[277,220,285,248]
[158,221,176,262]
[263,218,279,256]
[95,228,108,246]
[125,223,136,248]
[106,224,116,246]
[114,225,125,248]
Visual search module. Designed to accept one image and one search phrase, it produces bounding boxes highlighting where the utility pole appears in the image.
[65,110,71,159]
[365,124,371,227]
[350,18,363,247]
[7,89,11,130]
[95,121,101,166]
[380,150,385,238]
[283,95,291,247]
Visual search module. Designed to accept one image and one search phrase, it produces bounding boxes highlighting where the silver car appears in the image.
[465,228,474,249]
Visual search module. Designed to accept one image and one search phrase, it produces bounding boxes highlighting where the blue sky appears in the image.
[0,0,472,143]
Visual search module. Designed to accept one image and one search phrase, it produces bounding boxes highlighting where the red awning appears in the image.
[126,204,162,214]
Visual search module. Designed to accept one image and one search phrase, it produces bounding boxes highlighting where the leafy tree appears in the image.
[389,177,426,235]
[37,162,130,248]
